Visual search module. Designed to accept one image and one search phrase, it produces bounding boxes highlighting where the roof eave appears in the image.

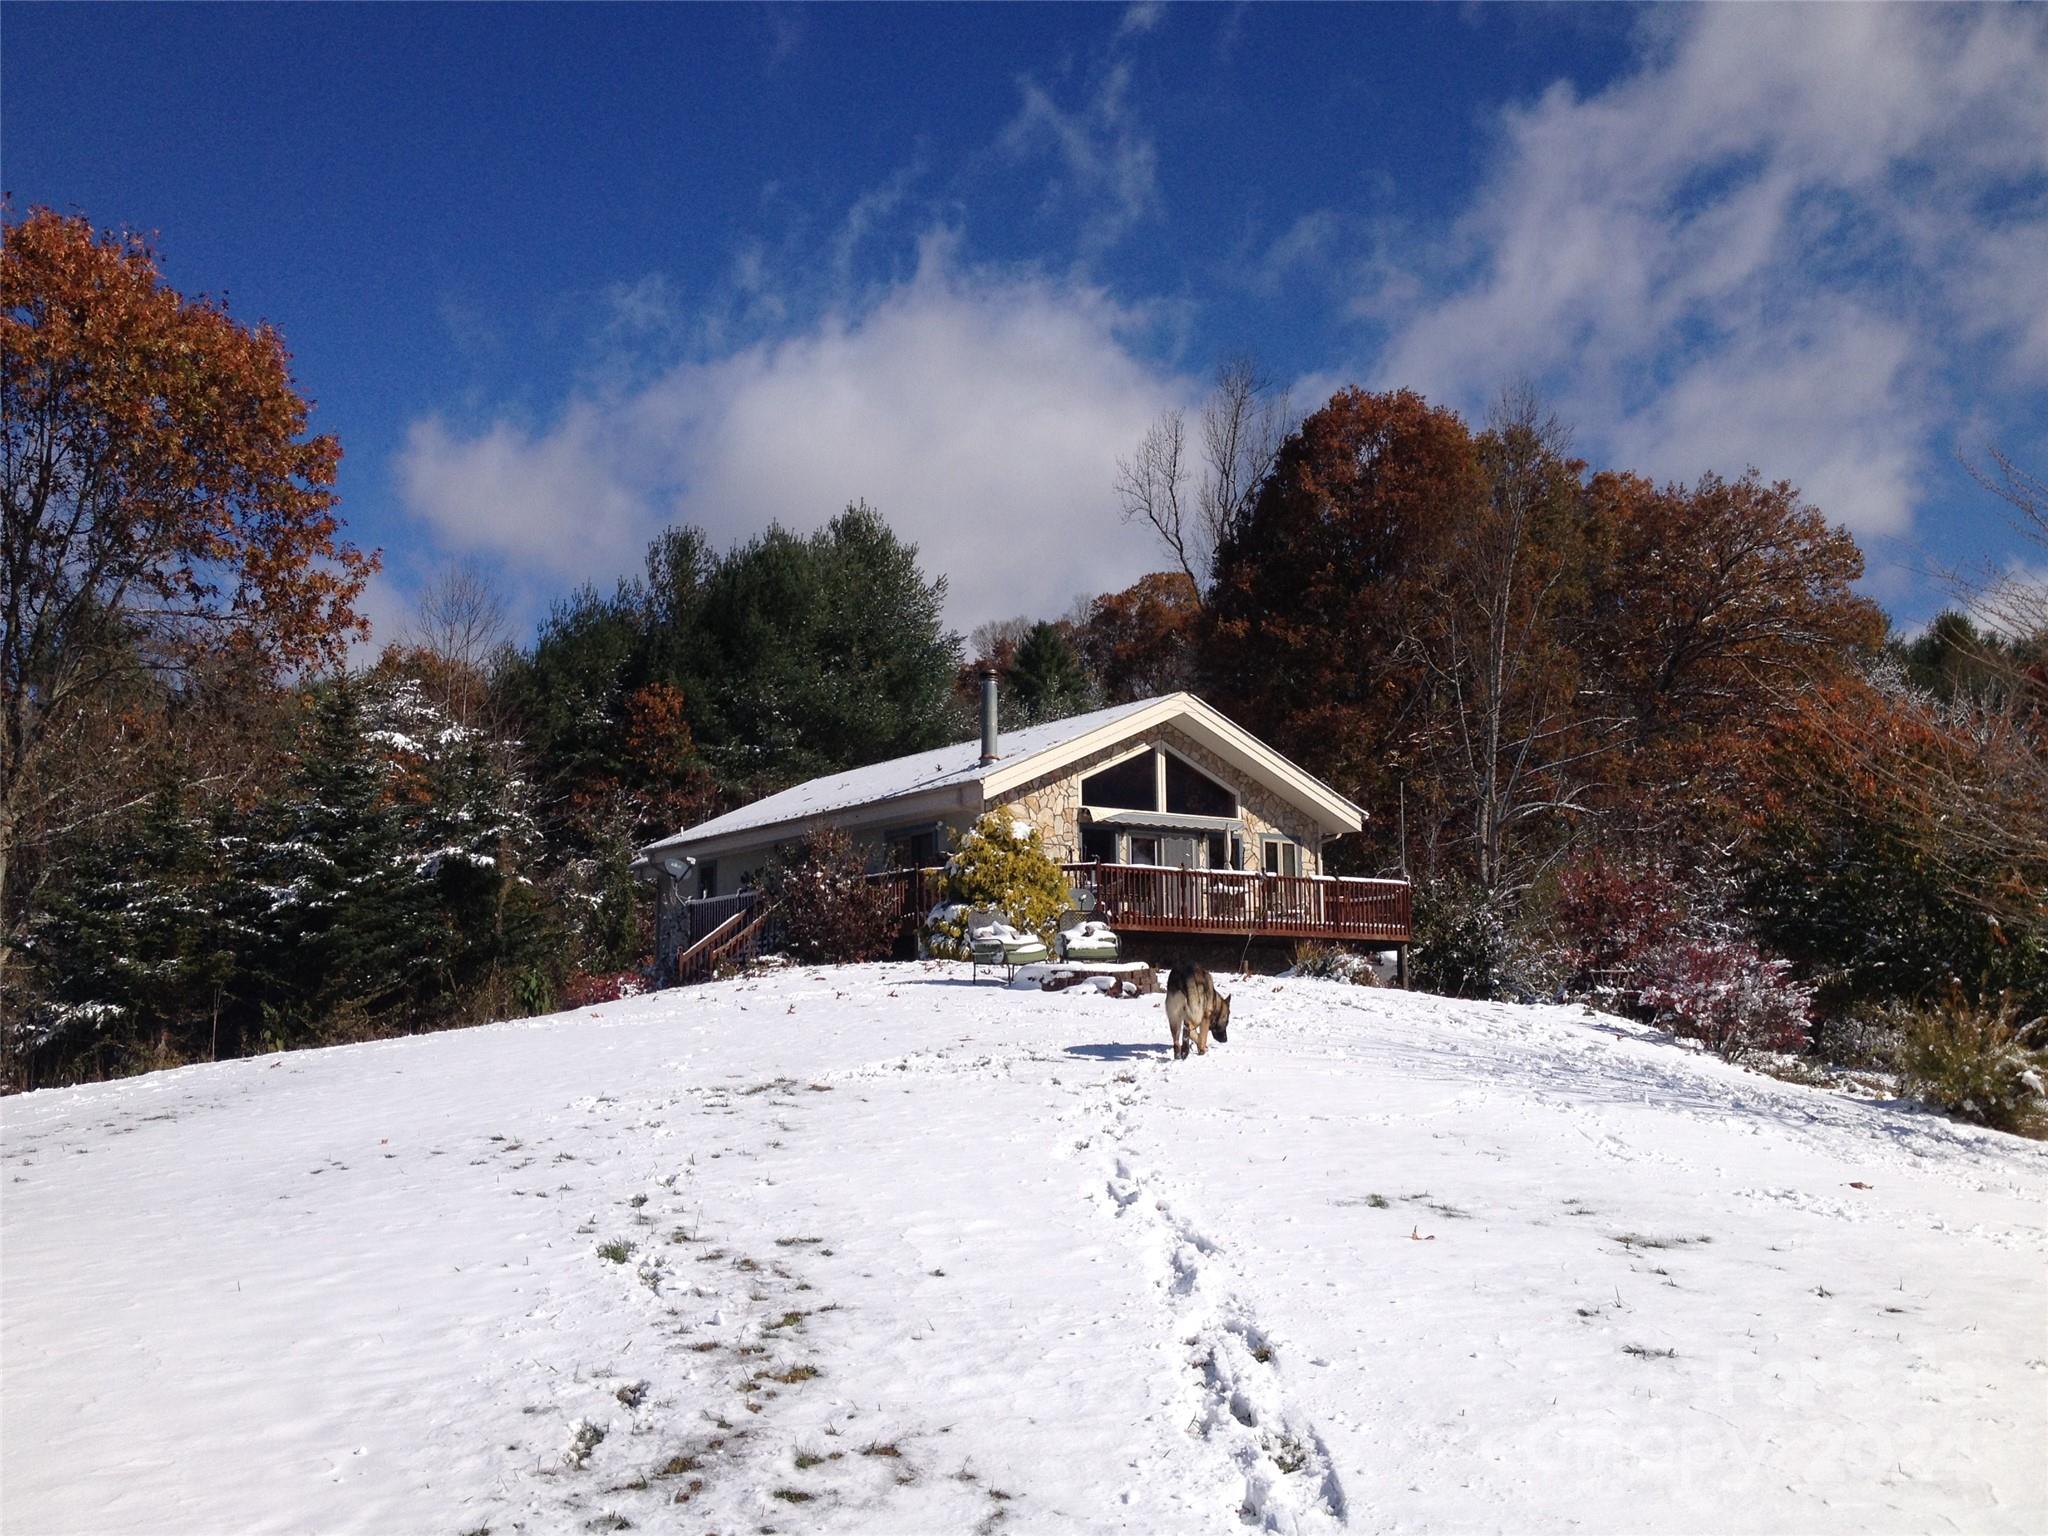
[982,693,1366,832]
[637,781,983,863]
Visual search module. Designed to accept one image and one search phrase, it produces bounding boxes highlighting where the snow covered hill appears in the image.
[4,966,2044,1536]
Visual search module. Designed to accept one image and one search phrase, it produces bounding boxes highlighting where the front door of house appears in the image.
[1158,834,1199,869]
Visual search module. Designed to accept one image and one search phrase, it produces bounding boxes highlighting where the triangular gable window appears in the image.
[1164,753,1235,818]
[1081,752,1156,810]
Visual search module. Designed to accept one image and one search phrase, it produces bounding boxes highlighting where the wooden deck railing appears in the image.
[705,904,776,976]
[860,861,1410,944]
[868,865,947,929]
[668,864,1410,979]
[1069,863,1410,942]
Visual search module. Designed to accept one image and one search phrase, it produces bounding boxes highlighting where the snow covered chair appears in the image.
[1058,920,1120,963]
[967,911,1049,981]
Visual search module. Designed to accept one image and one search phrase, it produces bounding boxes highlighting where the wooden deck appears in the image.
[866,862,1411,946]
[1076,864,1410,943]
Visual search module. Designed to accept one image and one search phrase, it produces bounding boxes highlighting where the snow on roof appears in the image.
[640,696,1162,855]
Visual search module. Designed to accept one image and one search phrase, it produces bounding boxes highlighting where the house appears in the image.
[634,676,1411,981]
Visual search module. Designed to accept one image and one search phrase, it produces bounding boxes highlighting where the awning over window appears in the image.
[1081,809,1242,831]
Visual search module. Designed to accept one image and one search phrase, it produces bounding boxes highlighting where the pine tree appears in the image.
[366,674,554,1009]
[1008,622,1097,725]
[234,681,436,1043]
[22,777,232,1073]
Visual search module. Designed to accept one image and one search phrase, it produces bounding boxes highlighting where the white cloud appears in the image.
[1367,5,2048,544]
[1947,219,2048,386]
[1000,61,1162,255]
[1605,306,1924,537]
[831,163,923,294]
[398,406,656,586]
[1252,210,1341,297]
[1116,2,1163,42]
[396,248,1193,634]
[1965,559,2048,642]
[346,568,419,662]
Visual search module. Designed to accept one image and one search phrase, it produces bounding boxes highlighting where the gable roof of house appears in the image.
[636,692,1365,862]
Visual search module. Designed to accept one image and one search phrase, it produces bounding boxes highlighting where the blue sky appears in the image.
[7,3,2046,642]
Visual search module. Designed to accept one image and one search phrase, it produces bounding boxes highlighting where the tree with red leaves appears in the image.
[1205,386,1485,853]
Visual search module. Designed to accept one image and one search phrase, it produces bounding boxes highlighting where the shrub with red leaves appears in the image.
[1554,852,1682,992]
[765,826,899,965]
[1639,937,1811,1063]
[561,971,645,1010]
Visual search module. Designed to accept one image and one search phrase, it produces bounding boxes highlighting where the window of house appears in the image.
[698,859,718,899]
[1163,753,1235,818]
[1081,751,1157,811]
[1129,834,1160,865]
[1080,822,1118,863]
[885,826,940,868]
[1262,838,1299,876]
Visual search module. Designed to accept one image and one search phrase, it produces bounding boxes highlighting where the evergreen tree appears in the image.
[366,674,555,1011]
[691,503,960,791]
[928,813,1073,955]
[501,503,960,848]
[1008,621,1097,725]
[1898,611,2009,702]
[233,681,437,1043]
[23,777,232,1074]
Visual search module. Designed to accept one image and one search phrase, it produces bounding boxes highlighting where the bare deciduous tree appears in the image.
[1784,447,2046,936]
[407,561,509,727]
[1114,358,1291,603]
[1415,385,1616,895]
[968,614,1035,668]
[1914,446,2048,907]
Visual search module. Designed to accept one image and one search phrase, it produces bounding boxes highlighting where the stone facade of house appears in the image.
[991,722,1325,873]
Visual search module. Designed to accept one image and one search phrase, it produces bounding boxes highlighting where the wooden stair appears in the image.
[672,902,778,985]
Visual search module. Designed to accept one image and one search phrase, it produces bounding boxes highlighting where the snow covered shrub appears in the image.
[765,826,900,965]
[1808,1006,1905,1071]
[1897,989,2048,1138]
[1637,936,1811,1064]
[1290,941,1376,984]
[1412,879,1531,1000]
[1289,941,1349,980]
[926,813,1071,958]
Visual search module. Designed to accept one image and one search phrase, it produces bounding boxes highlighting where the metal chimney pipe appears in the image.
[979,666,1000,764]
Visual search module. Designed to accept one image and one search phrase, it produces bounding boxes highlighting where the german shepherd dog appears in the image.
[1165,964,1231,1061]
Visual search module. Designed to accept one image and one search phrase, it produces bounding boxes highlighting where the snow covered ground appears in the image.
[4,965,2044,1536]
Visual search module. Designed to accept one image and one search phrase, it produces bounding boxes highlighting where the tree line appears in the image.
[5,207,2042,1118]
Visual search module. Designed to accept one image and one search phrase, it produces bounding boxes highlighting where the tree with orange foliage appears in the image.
[620,681,717,837]
[1,207,376,1018]
[1583,468,1880,814]
[1741,666,2044,1017]
[1080,570,1200,702]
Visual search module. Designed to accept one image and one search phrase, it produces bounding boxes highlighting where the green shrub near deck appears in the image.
[927,813,1071,958]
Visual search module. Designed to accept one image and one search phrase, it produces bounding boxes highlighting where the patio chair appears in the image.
[968,914,1050,981]
[1058,921,1121,963]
